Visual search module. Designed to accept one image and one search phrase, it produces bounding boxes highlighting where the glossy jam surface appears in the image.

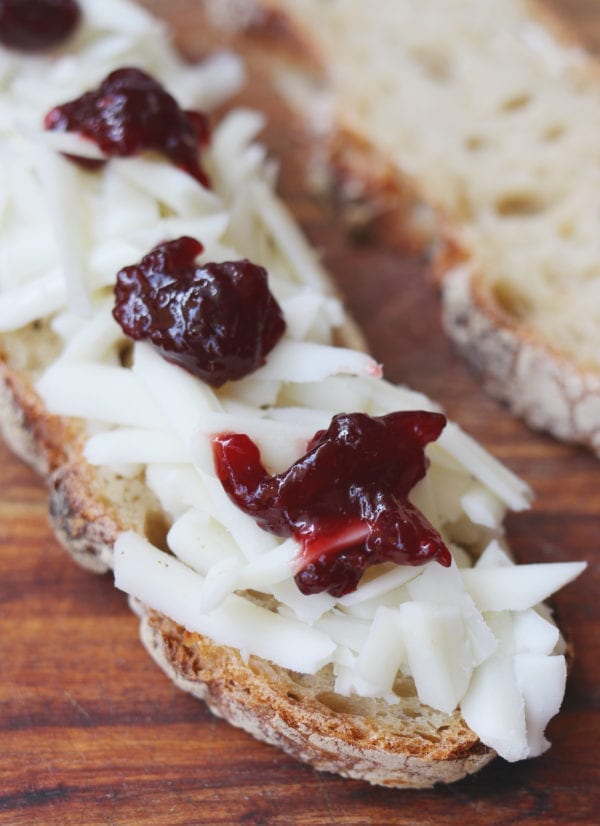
[44,67,211,185]
[213,411,452,597]
[0,0,80,51]
[113,236,286,387]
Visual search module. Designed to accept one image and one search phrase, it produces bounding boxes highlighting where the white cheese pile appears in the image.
[0,0,586,762]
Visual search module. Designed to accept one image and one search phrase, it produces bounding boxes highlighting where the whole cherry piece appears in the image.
[0,0,80,51]
[113,236,286,387]
[213,410,452,597]
[44,67,211,185]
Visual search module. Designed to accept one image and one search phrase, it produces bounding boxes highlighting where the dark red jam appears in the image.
[0,0,80,52]
[44,67,211,186]
[213,410,452,597]
[113,236,286,387]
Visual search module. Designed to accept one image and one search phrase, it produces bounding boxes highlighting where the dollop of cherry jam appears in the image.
[44,67,211,185]
[0,0,80,52]
[213,410,452,597]
[113,236,286,387]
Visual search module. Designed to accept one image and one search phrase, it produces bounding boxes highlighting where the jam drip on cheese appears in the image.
[44,67,211,185]
[0,0,80,51]
[213,411,452,597]
[113,236,286,387]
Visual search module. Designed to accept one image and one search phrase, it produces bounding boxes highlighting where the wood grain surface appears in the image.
[1,2,599,823]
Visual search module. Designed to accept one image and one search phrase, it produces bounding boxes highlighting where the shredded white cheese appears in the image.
[0,0,586,763]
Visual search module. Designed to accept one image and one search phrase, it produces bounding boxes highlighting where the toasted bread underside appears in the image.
[200,0,600,457]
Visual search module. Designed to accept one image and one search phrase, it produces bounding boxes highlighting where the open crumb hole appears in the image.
[410,46,452,81]
[543,123,566,142]
[500,92,532,112]
[495,192,545,217]
[491,281,532,322]
[464,134,487,152]
[414,729,440,744]
[316,692,369,716]
[557,219,574,238]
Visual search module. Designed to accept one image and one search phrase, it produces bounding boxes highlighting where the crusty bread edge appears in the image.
[0,344,127,573]
[439,259,600,455]
[0,351,69,476]
[134,601,494,789]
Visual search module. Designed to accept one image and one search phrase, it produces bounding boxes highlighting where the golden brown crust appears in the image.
[48,461,130,573]
[439,263,600,454]
[322,127,439,251]
[137,605,494,788]
[0,337,161,573]
[0,349,72,475]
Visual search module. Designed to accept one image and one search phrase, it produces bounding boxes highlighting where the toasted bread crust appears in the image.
[0,346,70,475]
[136,603,493,788]
[440,264,600,454]
[0,332,159,573]
[48,461,133,574]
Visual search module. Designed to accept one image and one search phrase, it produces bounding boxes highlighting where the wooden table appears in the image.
[1,2,599,823]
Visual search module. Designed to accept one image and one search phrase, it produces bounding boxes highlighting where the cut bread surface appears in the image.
[0,0,587,788]
[212,0,600,454]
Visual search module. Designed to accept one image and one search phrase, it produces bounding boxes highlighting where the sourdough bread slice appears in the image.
[0,0,585,789]
[0,327,495,787]
[204,0,600,455]
[0,321,498,790]
[0,321,500,790]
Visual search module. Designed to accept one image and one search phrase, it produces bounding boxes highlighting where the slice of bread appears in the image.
[0,0,585,789]
[0,324,500,791]
[204,0,600,456]
[0,326,493,788]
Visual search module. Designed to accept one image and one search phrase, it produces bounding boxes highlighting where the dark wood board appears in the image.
[1,2,599,823]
